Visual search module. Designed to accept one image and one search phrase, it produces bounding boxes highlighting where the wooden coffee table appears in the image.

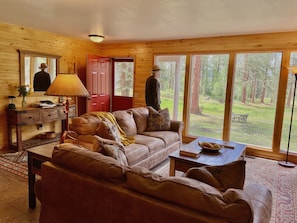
[169,136,246,176]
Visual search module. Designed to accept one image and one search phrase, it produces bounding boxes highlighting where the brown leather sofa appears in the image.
[69,107,184,169]
[35,144,272,223]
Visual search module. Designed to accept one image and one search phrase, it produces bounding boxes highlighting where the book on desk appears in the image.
[179,147,201,158]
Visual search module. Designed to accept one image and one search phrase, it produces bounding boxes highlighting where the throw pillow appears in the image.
[93,135,128,166]
[131,107,149,134]
[100,144,128,166]
[96,117,121,143]
[146,107,170,131]
[184,160,246,191]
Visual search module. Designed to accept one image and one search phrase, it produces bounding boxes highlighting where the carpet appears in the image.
[0,151,28,179]
[155,156,297,223]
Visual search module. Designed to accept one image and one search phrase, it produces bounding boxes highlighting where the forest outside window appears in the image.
[187,54,229,139]
[113,60,134,97]
[230,52,282,148]
[154,55,186,121]
[281,52,297,153]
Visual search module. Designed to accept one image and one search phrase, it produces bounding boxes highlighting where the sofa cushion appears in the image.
[96,118,121,143]
[123,143,149,166]
[52,143,126,182]
[142,131,179,147]
[126,166,253,222]
[134,134,164,154]
[131,107,149,134]
[147,107,170,131]
[71,114,102,135]
[113,110,137,136]
[184,160,246,191]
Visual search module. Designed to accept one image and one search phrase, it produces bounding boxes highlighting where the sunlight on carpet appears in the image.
[154,156,297,223]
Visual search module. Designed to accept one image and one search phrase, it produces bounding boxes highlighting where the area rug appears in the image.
[155,156,297,223]
[0,151,28,179]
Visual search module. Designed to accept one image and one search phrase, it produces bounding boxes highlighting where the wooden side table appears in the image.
[27,146,54,209]
[7,105,76,151]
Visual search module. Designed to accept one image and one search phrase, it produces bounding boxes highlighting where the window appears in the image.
[188,54,229,138]
[281,52,297,153]
[230,52,282,147]
[113,60,134,97]
[154,55,185,120]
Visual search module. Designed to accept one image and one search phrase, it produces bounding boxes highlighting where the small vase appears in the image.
[22,96,27,109]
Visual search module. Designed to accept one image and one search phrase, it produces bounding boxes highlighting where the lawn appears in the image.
[161,93,297,152]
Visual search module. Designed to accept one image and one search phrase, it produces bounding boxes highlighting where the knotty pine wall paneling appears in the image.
[0,22,102,150]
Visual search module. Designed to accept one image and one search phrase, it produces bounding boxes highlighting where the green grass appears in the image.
[161,92,297,152]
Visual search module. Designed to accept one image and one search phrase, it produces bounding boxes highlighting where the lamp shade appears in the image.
[45,73,90,97]
[88,34,105,43]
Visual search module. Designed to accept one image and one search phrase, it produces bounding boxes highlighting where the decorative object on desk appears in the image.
[39,100,56,108]
[8,95,16,109]
[45,73,90,142]
[198,141,222,152]
[278,66,297,168]
[46,131,56,139]
[17,85,30,109]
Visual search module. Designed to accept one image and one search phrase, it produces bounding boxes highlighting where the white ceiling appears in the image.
[1,0,297,43]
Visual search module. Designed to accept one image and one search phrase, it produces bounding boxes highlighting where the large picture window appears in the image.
[188,54,229,139]
[281,52,297,153]
[154,55,185,121]
[230,52,282,147]
[154,50,297,156]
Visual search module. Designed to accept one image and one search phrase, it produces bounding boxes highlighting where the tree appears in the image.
[191,56,202,114]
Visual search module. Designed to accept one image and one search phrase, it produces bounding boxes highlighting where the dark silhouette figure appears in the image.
[145,65,161,111]
[34,63,51,91]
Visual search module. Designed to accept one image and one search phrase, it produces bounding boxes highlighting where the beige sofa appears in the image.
[35,143,272,223]
[69,107,184,169]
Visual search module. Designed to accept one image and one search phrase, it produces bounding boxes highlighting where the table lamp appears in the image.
[278,66,297,168]
[45,73,90,142]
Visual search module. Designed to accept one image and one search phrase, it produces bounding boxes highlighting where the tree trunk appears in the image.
[191,56,202,114]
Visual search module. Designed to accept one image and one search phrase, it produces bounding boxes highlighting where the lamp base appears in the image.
[278,160,296,168]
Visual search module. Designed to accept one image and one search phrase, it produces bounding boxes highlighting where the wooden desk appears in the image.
[27,146,54,209]
[7,106,75,151]
[169,136,246,176]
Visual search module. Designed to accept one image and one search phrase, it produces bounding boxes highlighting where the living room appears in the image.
[1,25,297,162]
[1,1,297,222]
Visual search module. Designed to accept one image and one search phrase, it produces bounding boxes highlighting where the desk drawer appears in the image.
[20,111,40,124]
[41,109,59,122]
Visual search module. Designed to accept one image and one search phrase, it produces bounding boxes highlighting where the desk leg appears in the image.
[169,158,176,176]
[16,126,22,151]
[28,153,36,209]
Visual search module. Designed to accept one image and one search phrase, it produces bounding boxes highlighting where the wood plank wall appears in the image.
[1,21,297,163]
[0,22,102,149]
